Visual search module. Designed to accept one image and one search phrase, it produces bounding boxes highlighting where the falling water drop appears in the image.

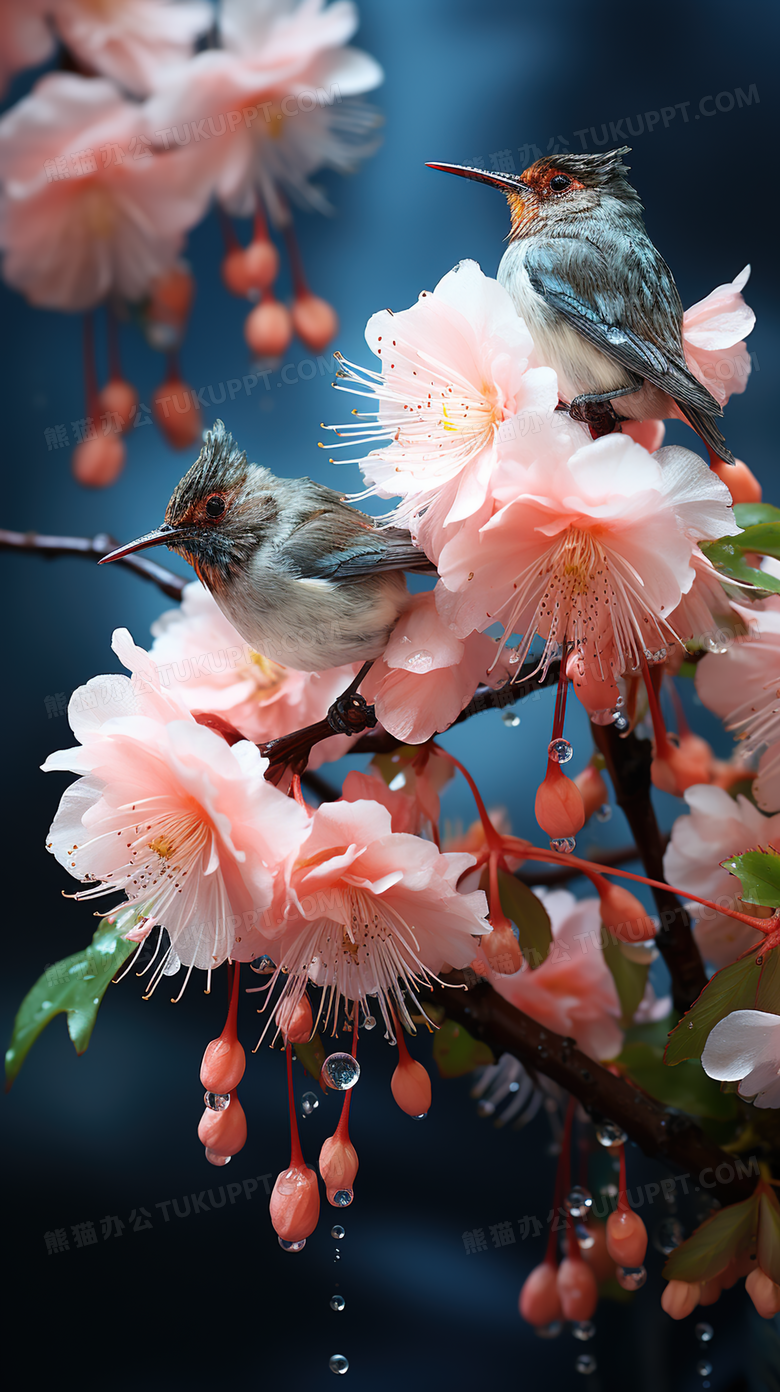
[501,708,521,727]
[550,837,576,854]
[330,1295,346,1312]
[565,1186,593,1218]
[332,1189,353,1207]
[696,1361,713,1378]
[595,802,612,822]
[571,1321,596,1342]
[695,1323,714,1344]
[596,1121,627,1148]
[301,1091,319,1117]
[653,1217,684,1255]
[548,737,574,764]
[477,1099,496,1117]
[616,1265,647,1291]
[574,1222,595,1250]
[414,1112,428,1119]
[575,1354,597,1375]
[404,649,433,673]
[204,1091,231,1112]
[278,1237,306,1252]
[205,1148,231,1166]
[535,1322,563,1340]
[613,712,630,734]
[250,955,275,974]
[331,1224,345,1239]
[329,1354,349,1375]
[322,1053,361,1091]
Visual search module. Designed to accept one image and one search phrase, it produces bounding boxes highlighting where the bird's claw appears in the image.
[327,692,378,736]
[567,396,622,437]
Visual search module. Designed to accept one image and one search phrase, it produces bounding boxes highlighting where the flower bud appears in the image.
[652,733,714,796]
[598,883,656,944]
[566,649,619,720]
[244,299,293,358]
[153,377,202,449]
[319,1131,359,1195]
[535,762,585,839]
[660,1279,701,1319]
[697,1276,723,1306]
[197,1091,247,1156]
[71,434,126,487]
[149,264,193,325]
[244,238,280,292]
[481,922,523,975]
[606,1207,648,1266]
[556,1255,598,1321]
[574,763,610,822]
[269,1162,320,1242]
[710,458,762,505]
[581,1220,615,1283]
[292,294,339,352]
[276,993,313,1044]
[391,1054,432,1117]
[518,1261,563,1326]
[745,1268,780,1318]
[96,379,138,433]
[200,1034,246,1094]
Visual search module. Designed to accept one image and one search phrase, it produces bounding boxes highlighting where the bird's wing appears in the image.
[523,237,723,418]
[280,501,436,580]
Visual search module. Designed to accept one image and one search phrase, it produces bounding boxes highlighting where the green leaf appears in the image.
[734,502,780,529]
[758,1187,780,1285]
[433,1018,494,1078]
[5,908,139,1089]
[663,1194,759,1283]
[664,950,776,1066]
[294,1033,326,1085]
[602,937,650,1026]
[701,528,780,595]
[722,849,780,907]
[498,872,553,969]
[616,1042,737,1119]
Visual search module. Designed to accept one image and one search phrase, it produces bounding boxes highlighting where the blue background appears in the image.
[2,1,779,1388]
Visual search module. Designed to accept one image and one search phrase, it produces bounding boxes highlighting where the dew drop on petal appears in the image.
[404,649,434,673]
[278,1237,306,1252]
[616,1264,647,1290]
[331,1225,345,1239]
[550,837,576,853]
[501,708,521,727]
[565,1186,593,1218]
[322,1052,361,1090]
[596,1121,627,1148]
[205,1148,231,1167]
[571,1321,596,1342]
[330,1295,346,1311]
[250,955,275,974]
[204,1091,231,1111]
[301,1091,319,1117]
[332,1189,353,1207]
[575,1354,597,1375]
[329,1354,349,1375]
[695,1323,714,1344]
[548,738,574,764]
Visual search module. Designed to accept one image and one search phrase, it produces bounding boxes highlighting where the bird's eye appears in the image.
[549,174,571,192]
[205,495,226,519]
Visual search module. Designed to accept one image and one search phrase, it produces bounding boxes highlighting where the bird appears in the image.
[99,419,435,674]
[427,148,734,464]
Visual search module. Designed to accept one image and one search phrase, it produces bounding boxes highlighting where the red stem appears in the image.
[83,311,99,417]
[224,960,240,1041]
[617,1146,629,1213]
[640,652,673,758]
[286,1042,305,1169]
[107,302,122,382]
[431,744,504,853]
[253,203,270,245]
[218,206,240,251]
[282,220,309,299]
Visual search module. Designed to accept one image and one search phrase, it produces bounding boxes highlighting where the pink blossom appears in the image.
[49,0,212,97]
[146,0,383,223]
[42,628,308,973]
[488,889,632,1061]
[663,784,773,968]
[436,435,738,695]
[360,589,513,744]
[329,259,558,560]
[149,580,359,767]
[256,797,490,1033]
[696,597,780,812]
[0,73,214,310]
[340,750,452,835]
[702,1009,780,1108]
[682,266,755,407]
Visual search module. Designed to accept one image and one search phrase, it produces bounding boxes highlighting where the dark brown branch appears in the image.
[591,721,706,1014]
[430,973,757,1206]
[0,529,187,601]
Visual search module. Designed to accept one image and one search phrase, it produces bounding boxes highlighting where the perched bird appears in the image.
[100,420,434,672]
[427,148,734,464]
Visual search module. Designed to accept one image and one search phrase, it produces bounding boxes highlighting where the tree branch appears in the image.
[0,529,187,601]
[430,973,757,1206]
[591,721,707,1013]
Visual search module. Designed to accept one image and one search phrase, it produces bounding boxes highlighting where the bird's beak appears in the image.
[98,523,189,565]
[426,162,530,195]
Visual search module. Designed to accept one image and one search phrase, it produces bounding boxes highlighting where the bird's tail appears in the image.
[677,401,735,466]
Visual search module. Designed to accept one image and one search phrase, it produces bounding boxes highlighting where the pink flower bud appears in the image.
[481,922,523,975]
[153,376,202,450]
[518,1261,563,1326]
[535,761,585,838]
[292,294,339,352]
[391,1027,432,1117]
[276,993,313,1044]
[606,1207,648,1266]
[556,1255,598,1321]
[197,1091,247,1157]
[745,1268,780,1318]
[661,1279,701,1319]
[697,1276,723,1306]
[71,434,126,487]
[149,264,194,326]
[319,1131,359,1194]
[598,883,656,944]
[222,241,279,297]
[244,299,293,358]
[574,763,610,822]
[566,649,620,719]
[96,379,138,433]
[269,1162,320,1242]
[652,733,714,796]
[710,458,762,505]
[200,1035,246,1094]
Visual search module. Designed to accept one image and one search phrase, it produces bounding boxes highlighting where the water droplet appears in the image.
[571,1321,596,1342]
[414,1112,428,1119]
[362,1014,376,1031]
[596,1121,627,1148]
[205,1148,231,1166]
[600,1182,618,1199]
[595,802,612,822]
[508,651,521,665]
[477,1099,495,1117]
[695,1323,714,1344]
[548,737,573,764]
[575,1354,597,1375]
[330,1295,346,1312]
[574,1222,595,1249]
[250,955,275,974]
[329,1354,349,1375]
[590,707,618,727]
[550,837,576,853]
[204,1091,231,1111]
[696,1361,713,1378]
[501,708,521,727]
[278,1237,306,1252]
[565,1186,593,1218]
[653,1217,684,1255]
[322,1052,360,1090]
[331,1224,345,1239]
[404,649,433,674]
[613,712,630,734]
[332,1189,353,1207]
[535,1322,563,1340]
[616,1264,647,1290]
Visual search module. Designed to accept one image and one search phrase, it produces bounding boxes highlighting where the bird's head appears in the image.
[427,147,642,239]
[99,420,279,591]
